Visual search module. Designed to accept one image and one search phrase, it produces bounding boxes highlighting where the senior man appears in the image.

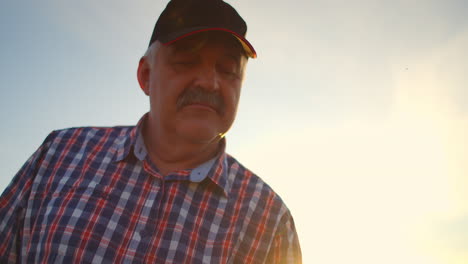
[0,0,301,263]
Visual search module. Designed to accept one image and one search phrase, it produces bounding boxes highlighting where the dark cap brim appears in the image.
[160,27,257,59]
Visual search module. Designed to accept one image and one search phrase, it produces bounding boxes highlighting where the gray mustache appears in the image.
[176,87,224,114]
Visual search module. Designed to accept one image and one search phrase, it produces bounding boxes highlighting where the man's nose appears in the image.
[194,64,220,91]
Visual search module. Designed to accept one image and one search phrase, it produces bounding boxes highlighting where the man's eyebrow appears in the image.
[221,53,242,65]
[227,48,247,61]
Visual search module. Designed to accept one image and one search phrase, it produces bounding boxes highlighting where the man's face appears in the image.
[141,32,248,144]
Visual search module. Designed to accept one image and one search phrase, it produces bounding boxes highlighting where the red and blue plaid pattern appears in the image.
[0,116,301,263]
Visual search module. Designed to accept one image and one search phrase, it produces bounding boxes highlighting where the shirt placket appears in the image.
[136,160,167,262]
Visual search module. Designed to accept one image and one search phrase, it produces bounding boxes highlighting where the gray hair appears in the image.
[142,41,162,67]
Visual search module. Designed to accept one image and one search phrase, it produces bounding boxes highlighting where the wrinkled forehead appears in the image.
[167,31,246,58]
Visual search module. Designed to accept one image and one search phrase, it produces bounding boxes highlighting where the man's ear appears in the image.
[137,57,150,96]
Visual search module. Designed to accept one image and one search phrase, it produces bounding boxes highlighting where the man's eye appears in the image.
[218,66,239,78]
[175,61,196,65]
[218,63,233,73]
[172,60,197,71]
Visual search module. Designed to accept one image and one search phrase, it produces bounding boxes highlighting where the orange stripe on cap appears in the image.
[162,28,257,59]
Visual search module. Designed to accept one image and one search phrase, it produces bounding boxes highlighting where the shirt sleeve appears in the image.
[265,211,302,264]
[0,132,55,263]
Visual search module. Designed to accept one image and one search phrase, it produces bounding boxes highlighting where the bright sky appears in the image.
[1,0,467,263]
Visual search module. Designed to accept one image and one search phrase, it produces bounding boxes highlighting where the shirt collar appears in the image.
[113,113,231,196]
[113,114,145,163]
[203,140,230,197]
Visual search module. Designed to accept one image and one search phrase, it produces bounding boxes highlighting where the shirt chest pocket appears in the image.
[28,176,122,238]
[33,176,112,206]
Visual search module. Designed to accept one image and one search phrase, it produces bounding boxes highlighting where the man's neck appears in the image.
[142,120,221,176]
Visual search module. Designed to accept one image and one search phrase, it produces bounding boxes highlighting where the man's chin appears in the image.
[176,121,223,144]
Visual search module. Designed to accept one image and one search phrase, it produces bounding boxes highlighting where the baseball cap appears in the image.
[149,0,257,58]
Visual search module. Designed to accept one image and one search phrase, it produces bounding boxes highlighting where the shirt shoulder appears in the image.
[49,125,134,143]
[223,154,301,262]
[47,125,132,150]
[37,125,136,170]
[224,153,291,218]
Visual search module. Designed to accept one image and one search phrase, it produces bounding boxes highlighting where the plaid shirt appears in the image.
[0,115,301,263]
